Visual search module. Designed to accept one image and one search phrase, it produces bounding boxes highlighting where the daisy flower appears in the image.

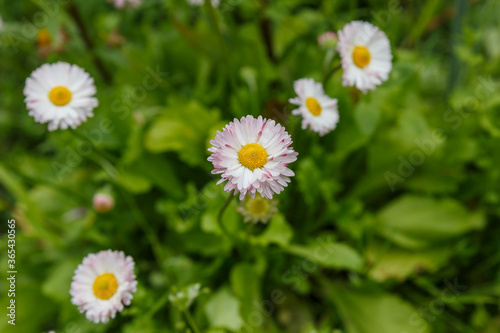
[337,21,392,93]
[237,194,278,224]
[208,115,298,200]
[108,0,141,8]
[289,78,339,136]
[188,0,221,7]
[23,62,98,131]
[70,250,137,324]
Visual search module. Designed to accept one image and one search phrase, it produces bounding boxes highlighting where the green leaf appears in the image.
[285,236,364,272]
[116,169,152,194]
[42,261,77,302]
[230,264,262,331]
[205,287,243,331]
[295,157,322,207]
[354,100,380,137]
[376,195,485,249]
[366,242,453,282]
[123,153,184,199]
[144,100,221,167]
[328,282,430,333]
[251,213,293,247]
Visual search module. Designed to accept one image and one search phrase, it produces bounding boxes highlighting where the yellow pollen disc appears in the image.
[352,45,371,68]
[36,28,52,48]
[48,86,72,106]
[247,197,270,216]
[238,143,267,170]
[305,97,322,116]
[93,273,118,300]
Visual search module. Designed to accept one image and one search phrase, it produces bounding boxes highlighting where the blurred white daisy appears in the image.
[337,21,392,93]
[237,194,278,224]
[108,0,141,8]
[70,250,137,324]
[188,0,220,7]
[289,78,339,136]
[23,62,98,131]
[208,115,298,200]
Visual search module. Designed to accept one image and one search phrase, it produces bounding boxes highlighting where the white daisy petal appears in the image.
[23,62,99,131]
[337,21,393,93]
[70,250,137,324]
[208,115,298,200]
[289,78,339,136]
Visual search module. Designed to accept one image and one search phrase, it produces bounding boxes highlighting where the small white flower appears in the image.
[70,250,137,324]
[188,0,220,7]
[237,194,278,224]
[208,115,298,200]
[108,0,141,8]
[337,21,392,93]
[289,78,339,136]
[23,62,98,131]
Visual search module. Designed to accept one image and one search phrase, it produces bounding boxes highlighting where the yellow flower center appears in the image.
[93,273,118,300]
[36,28,52,48]
[246,197,270,216]
[305,97,322,116]
[238,143,267,170]
[48,86,72,106]
[352,45,371,68]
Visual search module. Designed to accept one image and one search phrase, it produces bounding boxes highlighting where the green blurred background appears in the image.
[1,0,500,332]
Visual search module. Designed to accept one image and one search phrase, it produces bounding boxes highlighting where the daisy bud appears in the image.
[93,193,115,213]
[188,0,220,7]
[318,31,338,49]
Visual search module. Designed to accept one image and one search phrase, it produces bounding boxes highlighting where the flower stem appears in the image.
[67,130,119,180]
[67,2,112,84]
[71,130,118,163]
[142,292,170,322]
[258,0,276,64]
[121,189,165,266]
[183,309,201,333]
[322,48,336,75]
[323,63,342,87]
[217,192,236,241]
[288,116,301,139]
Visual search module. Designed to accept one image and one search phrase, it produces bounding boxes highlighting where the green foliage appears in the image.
[1,0,500,332]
